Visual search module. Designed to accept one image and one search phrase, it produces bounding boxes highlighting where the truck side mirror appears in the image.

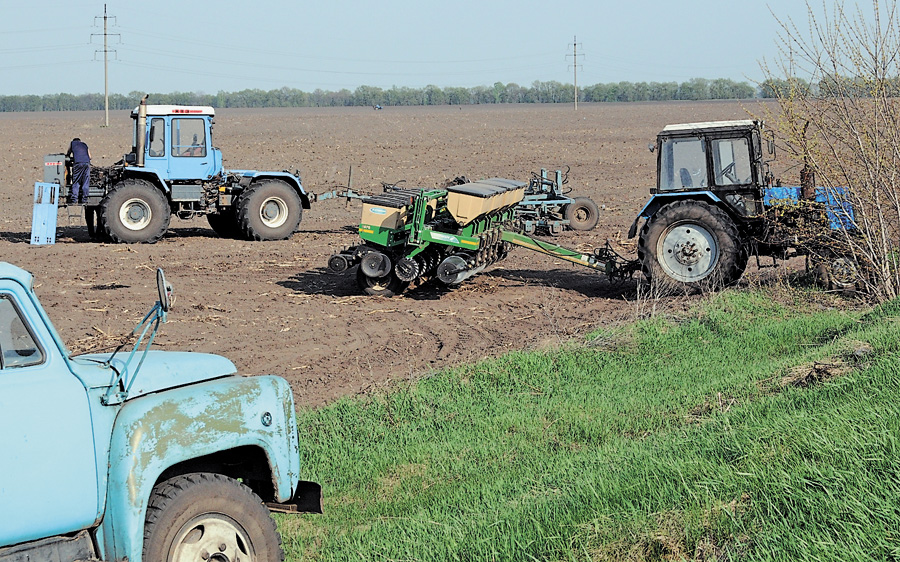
[647,142,655,153]
[156,268,172,312]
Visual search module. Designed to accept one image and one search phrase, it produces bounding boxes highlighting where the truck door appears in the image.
[167,117,216,180]
[0,293,100,547]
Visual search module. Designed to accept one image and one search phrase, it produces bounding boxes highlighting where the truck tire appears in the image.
[563,197,600,231]
[99,179,171,244]
[356,266,409,297]
[143,473,284,562]
[237,179,302,241]
[207,210,240,239]
[638,200,746,291]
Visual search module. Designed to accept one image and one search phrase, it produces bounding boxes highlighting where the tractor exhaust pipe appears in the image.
[135,94,149,167]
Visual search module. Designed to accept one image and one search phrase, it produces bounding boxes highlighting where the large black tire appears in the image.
[143,473,283,562]
[355,266,409,297]
[237,180,302,241]
[100,179,171,243]
[564,197,600,231]
[207,210,241,239]
[638,200,747,291]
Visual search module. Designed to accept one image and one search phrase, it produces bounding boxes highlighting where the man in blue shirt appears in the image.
[66,138,91,204]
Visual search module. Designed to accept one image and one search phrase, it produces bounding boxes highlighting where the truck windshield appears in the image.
[660,136,707,190]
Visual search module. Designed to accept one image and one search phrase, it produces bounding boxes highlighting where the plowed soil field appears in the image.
[0,100,782,406]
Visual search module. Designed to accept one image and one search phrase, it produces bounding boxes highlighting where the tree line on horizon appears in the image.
[0,78,771,112]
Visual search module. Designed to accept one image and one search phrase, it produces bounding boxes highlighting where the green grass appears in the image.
[280,289,900,561]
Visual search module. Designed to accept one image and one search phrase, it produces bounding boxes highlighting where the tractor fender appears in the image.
[99,375,304,562]
[232,170,310,209]
[627,191,727,239]
[121,168,170,194]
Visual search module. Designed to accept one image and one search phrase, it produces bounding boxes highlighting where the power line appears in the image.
[92,4,119,126]
[566,36,583,111]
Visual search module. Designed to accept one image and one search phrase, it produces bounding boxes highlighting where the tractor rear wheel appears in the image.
[638,200,746,292]
[99,178,171,244]
[564,197,600,231]
[207,209,240,239]
[356,266,409,297]
[142,473,283,562]
[237,179,302,241]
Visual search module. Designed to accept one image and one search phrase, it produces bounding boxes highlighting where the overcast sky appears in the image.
[0,0,826,96]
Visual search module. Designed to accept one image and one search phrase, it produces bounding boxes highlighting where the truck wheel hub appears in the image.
[259,196,288,228]
[659,223,718,282]
[120,198,151,230]
[171,514,254,562]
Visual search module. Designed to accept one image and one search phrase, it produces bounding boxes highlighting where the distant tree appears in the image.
[423,84,445,106]
[444,87,469,105]
[352,85,385,107]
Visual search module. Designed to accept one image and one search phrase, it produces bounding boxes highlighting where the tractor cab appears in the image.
[654,119,771,217]
[126,103,223,182]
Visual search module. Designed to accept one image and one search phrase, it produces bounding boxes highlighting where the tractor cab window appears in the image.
[171,118,207,158]
[711,137,752,186]
[0,296,43,369]
[148,118,165,158]
[660,136,707,190]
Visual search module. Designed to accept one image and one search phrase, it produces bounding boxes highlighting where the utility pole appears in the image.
[92,4,119,127]
[567,36,582,111]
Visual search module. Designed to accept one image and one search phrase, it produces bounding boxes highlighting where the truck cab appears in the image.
[0,263,321,562]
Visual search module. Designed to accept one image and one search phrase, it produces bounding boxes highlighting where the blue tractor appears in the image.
[629,119,855,290]
[46,96,311,243]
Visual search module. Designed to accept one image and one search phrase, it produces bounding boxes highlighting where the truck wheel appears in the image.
[564,197,600,231]
[207,210,240,239]
[356,266,409,297]
[238,179,302,241]
[100,179,170,244]
[638,200,746,291]
[143,473,283,562]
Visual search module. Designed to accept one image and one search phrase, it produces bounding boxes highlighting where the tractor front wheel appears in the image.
[237,179,302,241]
[99,179,171,243]
[142,473,283,562]
[564,197,600,231]
[638,200,746,291]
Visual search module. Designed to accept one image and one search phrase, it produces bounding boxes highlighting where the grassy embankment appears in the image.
[280,287,900,561]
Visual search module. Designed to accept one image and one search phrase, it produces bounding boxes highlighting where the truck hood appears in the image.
[70,350,238,399]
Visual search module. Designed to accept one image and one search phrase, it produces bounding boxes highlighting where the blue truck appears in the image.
[43,95,311,243]
[0,262,321,561]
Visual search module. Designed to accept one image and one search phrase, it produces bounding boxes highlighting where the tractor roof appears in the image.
[661,119,757,134]
[130,105,215,117]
